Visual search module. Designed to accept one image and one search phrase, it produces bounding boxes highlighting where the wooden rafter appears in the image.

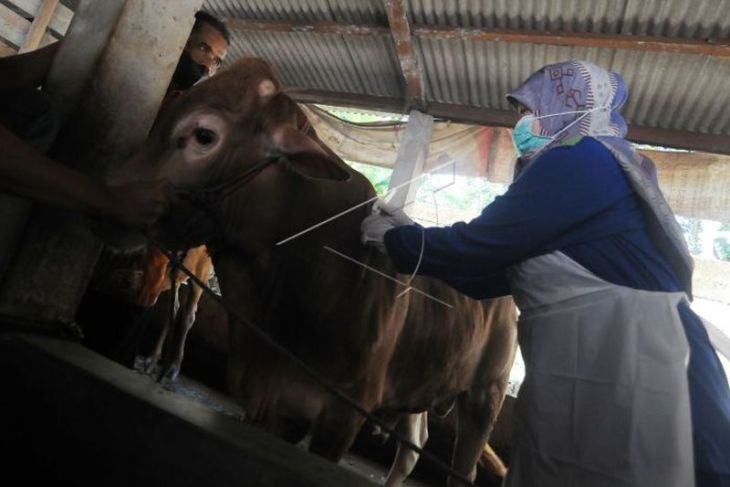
[288,89,730,155]
[223,18,389,36]
[383,0,425,111]
[413,25,730,57]
[224,18,730,58]
[19,0,59,53]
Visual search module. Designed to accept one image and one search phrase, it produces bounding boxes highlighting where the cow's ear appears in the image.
[270,124,350,181]
[283,153,351,182]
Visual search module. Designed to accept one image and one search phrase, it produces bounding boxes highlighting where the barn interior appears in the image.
[0,1,729,486]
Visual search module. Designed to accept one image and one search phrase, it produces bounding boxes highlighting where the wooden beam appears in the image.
[288,89,730,155]
[288,89,517,125]
[18,0,59,53]
[289,88,405,113]
[383,0,425,110]
[224,17,730,58]
[11,0,74,37]
[0,38,16,57]
[223,18,389,36]
[412,25,730,58]
[627,126,730,156]
[0,3,32,47]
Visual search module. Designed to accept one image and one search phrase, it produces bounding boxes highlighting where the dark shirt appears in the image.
[384,137,679,298]
[383,136,730,475]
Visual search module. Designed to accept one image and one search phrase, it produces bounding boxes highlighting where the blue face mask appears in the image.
[512,115,552,157]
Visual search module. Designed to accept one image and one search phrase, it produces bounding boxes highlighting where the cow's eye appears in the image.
[194,128,216,146]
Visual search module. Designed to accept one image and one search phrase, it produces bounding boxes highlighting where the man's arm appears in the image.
[0,123,173,227]
[0,42,60,90]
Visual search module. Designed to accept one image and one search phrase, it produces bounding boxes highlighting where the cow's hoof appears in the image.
[133,355,148,373]
[133,355,161,376]
[145,360,162,376]
[157,365,180,383]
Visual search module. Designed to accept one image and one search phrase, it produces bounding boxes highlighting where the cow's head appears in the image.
[104,57,355,252]
[115,58,280,187]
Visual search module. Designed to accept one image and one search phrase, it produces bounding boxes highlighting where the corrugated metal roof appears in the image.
[203,0,730,150]
[227,30,403,97]
[407,0,730,38]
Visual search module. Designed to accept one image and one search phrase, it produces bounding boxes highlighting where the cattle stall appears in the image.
[0,1,729,487]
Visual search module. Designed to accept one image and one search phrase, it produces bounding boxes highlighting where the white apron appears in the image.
[503,251,694,487]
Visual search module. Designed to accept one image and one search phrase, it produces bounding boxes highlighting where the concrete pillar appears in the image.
[386,109,434,213]
[0,0,204,324]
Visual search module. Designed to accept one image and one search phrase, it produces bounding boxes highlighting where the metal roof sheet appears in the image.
[204,0,730,151]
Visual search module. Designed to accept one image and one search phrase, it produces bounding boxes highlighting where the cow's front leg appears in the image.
[308,401,367,462]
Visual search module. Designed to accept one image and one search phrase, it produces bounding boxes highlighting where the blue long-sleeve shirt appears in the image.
[384,137,680,298]
[383,136,730,478]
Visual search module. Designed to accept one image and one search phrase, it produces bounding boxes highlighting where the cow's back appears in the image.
[381,277,516,412]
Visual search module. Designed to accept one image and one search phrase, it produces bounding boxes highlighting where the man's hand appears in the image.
[105,179,176,228]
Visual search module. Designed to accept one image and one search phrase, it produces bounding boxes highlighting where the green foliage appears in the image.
[347,161,392,196]
[715,237,730,261]
[677,216,703,255]
[318,105,407,124]
[418,174,504,211]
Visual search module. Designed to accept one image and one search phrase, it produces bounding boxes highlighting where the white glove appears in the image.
[373,198,414,226]
[361,198,414,252]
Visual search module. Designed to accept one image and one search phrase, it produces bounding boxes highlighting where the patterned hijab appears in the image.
[507,60,628,144]
[507,60,694,297]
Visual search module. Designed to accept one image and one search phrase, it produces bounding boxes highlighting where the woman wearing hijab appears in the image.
[361,60,730,487]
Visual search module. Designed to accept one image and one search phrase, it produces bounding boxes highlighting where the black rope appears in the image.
[143,231,474,486]
[178,155,282,202]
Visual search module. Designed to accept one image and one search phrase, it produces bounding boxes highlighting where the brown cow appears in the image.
[108,58,517,486]
[133,244,214,381]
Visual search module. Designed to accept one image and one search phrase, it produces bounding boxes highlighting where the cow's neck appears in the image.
[213,163,391,316]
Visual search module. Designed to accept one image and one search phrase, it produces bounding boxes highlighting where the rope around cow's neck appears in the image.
[143,230,473,486]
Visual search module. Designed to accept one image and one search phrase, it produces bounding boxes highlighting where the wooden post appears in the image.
[0,0,205,324]
[18,0,60,53]
[387,110,434,213]
[383,0,425,111]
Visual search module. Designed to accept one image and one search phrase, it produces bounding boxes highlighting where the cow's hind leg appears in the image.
[384,412,429,487]
[449,382,507,487]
